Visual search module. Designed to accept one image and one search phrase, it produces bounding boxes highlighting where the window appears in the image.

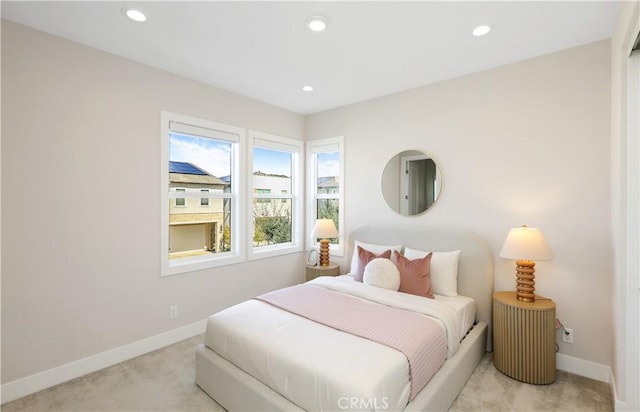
[307,136,344,256]
[200,189,210,206]
[161,112,305,275]
[254,188,271,203]
[174,188,186,207]
[249,130,303,259]
[161,111,245,276]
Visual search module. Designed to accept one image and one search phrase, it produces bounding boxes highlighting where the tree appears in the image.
[253,199,292,246]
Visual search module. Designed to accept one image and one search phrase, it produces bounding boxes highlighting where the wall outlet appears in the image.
[562,328,574,344]
[169,305,178,320]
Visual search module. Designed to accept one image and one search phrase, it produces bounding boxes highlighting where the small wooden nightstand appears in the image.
[493,291,556,384]
[305,263,339,282]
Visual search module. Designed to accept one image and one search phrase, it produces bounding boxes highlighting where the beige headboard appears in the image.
[349,224,494,351]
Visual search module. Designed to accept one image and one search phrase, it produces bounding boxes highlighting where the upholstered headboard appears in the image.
[348,224,494,351]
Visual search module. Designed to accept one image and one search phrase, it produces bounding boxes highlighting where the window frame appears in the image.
[306,136,345,257]
[161,111,246,276]
[248,130,304,260]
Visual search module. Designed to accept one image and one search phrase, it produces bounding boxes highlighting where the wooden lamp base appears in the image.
[515,259,536,302]
[318,239,331,266]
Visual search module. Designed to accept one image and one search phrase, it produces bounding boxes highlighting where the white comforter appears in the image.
[204,276,464,411]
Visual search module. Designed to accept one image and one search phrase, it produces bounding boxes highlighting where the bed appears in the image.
[196,224,494,411]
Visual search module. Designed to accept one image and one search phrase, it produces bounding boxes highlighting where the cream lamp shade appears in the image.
[311,219,338,266]
[499,225,552,302]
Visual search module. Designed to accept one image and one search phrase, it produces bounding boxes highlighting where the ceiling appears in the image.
[1,1,620,115]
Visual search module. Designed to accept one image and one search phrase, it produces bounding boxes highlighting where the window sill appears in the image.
[162,252,244,277]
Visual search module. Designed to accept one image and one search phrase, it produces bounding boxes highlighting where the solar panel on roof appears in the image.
[169,161,208,175]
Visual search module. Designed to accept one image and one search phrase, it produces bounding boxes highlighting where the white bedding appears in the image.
[433,294,476,339]
[338,274,477,343]
[203,276,475,411]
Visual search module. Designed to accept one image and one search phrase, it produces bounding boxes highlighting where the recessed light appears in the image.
[122,8,147,22]
[472,25,491,37]
[306,16,327,32]
[302,85,314,92]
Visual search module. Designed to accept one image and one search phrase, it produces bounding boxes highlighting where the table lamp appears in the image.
[311,219,338,266]
[499,225,553,302]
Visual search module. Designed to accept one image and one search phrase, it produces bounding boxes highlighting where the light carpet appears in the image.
[2,335,612,411]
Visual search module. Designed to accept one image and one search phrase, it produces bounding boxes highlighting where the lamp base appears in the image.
[318,239,331,266]
[515,259,536,302]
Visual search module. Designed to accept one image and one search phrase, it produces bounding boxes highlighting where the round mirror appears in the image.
[381,150,442,216]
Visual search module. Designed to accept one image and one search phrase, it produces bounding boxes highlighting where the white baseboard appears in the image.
[1,319,207,405]
[609,369,626,411]
[556,353,611,383]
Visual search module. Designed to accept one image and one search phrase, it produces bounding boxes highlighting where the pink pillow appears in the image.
[354,246,392,282]
[392,250,434,299]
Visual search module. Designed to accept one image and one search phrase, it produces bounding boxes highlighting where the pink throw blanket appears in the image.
[255,284,447,401]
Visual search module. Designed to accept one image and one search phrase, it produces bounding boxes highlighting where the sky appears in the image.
[253,147,291,176]
[170,132,340,178]
[317,151,339,178]
[170,132,231,177]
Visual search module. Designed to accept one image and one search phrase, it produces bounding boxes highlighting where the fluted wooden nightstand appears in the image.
[305,263,339,282]
[493,291,556,384]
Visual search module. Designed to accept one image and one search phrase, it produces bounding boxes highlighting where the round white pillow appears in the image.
[363,258,400,291]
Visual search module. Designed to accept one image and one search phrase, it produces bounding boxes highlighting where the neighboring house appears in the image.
[317,176,338,195]
[253,171,291,215]
[169,167,294,253]
[252,172,293,245]
[169,161,227,257]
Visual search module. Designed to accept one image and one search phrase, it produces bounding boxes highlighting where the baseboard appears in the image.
[556,353,610,383]
[609,369,626,410]
[0,319,207,405]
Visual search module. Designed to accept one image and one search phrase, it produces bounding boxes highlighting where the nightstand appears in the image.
[305,263,339,281]
[493,291,556,384]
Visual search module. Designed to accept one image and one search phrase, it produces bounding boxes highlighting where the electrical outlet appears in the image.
[562,328,574,344]
[169,305,178,320]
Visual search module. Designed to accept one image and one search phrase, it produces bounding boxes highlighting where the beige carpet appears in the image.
[449,351,612,412]
[2,335,613,412]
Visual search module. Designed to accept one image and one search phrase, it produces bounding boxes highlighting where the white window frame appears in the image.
[306,136,345,257]
[248,130,304,260]
[161,111,246,276]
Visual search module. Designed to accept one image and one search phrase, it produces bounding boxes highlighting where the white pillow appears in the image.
[349,241,403,276]
[403,248,461,297]
[363,258,401,291]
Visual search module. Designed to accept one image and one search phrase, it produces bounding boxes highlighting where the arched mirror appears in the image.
[381,150,442,216]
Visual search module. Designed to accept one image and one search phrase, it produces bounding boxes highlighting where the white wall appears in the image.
[0,14,624,404]
[307,41,612,367]
[1,20,306,385]
[610,1,640,410]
